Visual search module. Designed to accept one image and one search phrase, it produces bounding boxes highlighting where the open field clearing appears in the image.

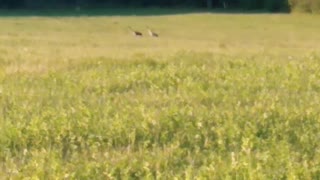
[1,12,320,179]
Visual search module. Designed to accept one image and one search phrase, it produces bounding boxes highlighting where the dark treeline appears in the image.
[0,0,319,13]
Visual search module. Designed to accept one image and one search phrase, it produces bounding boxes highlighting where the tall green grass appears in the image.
[1,13,320,179]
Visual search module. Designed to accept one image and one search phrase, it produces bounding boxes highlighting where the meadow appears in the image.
[1,10,320,179]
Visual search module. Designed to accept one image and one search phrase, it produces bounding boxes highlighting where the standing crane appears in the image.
[147,27,159,37]
[128,27,143,37]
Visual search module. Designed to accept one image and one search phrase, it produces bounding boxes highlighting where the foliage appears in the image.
[289,0,320,13]
[0,0,290,12]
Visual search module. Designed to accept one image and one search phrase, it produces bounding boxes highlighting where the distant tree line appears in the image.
[0,0,319,13]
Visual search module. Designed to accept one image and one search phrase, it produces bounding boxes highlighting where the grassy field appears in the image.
[1,10,320,179]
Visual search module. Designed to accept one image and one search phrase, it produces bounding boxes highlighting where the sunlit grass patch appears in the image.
[1,13,320,179]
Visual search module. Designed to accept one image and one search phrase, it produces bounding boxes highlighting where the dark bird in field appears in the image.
[147,27,159,37]
[128,27,143,37]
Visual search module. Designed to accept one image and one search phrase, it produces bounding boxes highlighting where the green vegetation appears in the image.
[1,13,320,179]
[2,0,320,14]
[289,0,320,13]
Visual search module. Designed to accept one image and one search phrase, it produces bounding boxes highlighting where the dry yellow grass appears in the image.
[0,13,319,61]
